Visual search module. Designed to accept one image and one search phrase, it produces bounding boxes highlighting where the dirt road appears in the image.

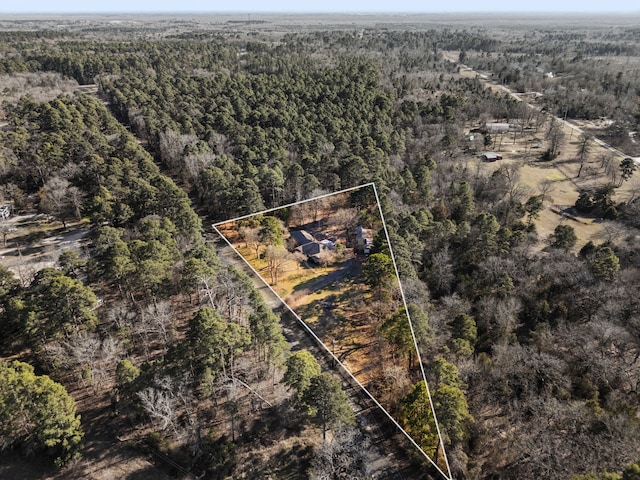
[443,51,637,165]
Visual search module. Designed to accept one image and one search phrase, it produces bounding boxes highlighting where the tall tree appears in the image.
[259,216,284,247]
[620,158,637,186]
[263,245,293,285]
[379,305,429,369]
[576,134,592,178]
[187,307,250,381]
[551,224,577,251]
[590,246,620,282]
[283,350,321,402]
[25,268,98,348]
[524,195,544,227]
[545,118,565,160]
[448,313,478,358]
[432,384,473,444]
[302,373,354,441]
[363,252,395,291]
[399,381,439,460]
[0,360,83,466]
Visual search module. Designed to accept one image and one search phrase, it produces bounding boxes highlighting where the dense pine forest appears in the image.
[1,14,640,480]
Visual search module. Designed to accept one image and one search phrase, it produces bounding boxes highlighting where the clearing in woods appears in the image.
[214,183,453,480]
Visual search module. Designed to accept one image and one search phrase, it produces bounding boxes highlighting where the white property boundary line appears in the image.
[372,182,453,480]
[212,182,453,480]
[212,182,378,227]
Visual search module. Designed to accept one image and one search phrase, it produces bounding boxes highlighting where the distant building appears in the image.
[484,122,511,133]
[481,152,503,162]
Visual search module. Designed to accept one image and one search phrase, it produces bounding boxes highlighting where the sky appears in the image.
[1,0,638,14]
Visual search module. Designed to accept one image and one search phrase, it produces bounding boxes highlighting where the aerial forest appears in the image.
[1,15,640,480]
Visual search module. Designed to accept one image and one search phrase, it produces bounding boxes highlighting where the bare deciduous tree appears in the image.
[142,300,175,345]
[264,245,294,285]
[576,134,592,178]
[538,178,556,204]
[214,271,250,325]
[239,226,261,260]
[184,152,215,183]
[158,130,198,171]
[39,176,72,227]
[137,375,194,438]
[545,118,565,159]
[137,385,181,435]
[309,426,372,480]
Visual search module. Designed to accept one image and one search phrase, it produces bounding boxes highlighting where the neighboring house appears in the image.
[481,152,503,162]
[484,122,511,134]
[483,122,521,134]
[290,229,333,264]
[355,226,374,254]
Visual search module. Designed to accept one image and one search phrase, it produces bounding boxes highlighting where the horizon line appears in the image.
[2,10,639,15]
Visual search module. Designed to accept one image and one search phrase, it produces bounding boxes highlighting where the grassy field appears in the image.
[467,118,634,253]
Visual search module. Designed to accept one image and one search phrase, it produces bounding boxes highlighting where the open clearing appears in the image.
[0,213,90,283]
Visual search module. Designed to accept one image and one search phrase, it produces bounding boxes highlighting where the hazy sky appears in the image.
[1,0,638,14]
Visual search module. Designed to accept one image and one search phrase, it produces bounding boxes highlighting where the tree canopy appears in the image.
[0,361,83,466]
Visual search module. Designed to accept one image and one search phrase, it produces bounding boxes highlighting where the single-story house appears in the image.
[483,123,522,134]
[484,122,511,134]
[290,229,333,264]
[289,229,315,247]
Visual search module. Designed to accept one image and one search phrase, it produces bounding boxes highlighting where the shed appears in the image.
[481,152,503,162]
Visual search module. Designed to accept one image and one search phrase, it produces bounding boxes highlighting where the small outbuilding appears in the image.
[0,205,11,220]
[481,152,503,162]
[355,226,374,254]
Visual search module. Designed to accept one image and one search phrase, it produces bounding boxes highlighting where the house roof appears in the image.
[290,230,315,247]
[356,225,373,236]
[481,152,502,160]
[298,242,322,256]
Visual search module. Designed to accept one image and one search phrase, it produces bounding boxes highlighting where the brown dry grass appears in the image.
[471,121,632,253]
[445,50,636,252]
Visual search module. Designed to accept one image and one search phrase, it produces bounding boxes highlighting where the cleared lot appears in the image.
[0,213,89,284]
